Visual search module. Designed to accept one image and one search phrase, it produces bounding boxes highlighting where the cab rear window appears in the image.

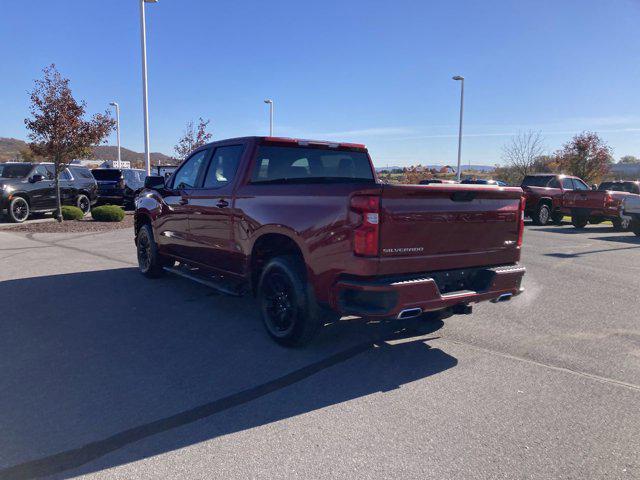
[251,145,375,184]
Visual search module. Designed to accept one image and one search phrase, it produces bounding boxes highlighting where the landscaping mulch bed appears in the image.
[5,214,134,233]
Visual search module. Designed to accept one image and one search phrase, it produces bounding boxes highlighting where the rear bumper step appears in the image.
[332,264,525,318]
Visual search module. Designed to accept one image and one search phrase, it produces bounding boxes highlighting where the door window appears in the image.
[203,145,244,189]
[572,179,590,190]
[548,178,561,188]
[60,168,72,181]
[561,178,574,190]
[171,150,209,189]
[33,165,53,180]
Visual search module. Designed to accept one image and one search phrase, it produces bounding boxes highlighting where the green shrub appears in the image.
[61,205,85,221]
[91,205,125,222]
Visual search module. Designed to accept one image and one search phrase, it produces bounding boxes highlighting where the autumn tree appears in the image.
[25,64,114,221]
[554,132,613,183]
[501,131,545,179]
[174,117,213,159]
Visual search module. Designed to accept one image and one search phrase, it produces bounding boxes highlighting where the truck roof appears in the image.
[199,136,367,151]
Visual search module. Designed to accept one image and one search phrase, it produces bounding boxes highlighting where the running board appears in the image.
[163,265,246,297]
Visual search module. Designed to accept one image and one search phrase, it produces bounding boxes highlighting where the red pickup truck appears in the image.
[521,174,634,230]
[135,137,526,346]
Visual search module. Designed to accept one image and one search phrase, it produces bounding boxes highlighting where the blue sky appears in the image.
[1,0,639,166]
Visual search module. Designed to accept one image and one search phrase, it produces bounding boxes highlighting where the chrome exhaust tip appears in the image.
[397,308,423,320]
[491,293,513,303]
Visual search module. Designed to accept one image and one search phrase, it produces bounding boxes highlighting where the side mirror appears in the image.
[591,184,598,190]
[144,175,165,190]
[29,174,45,183]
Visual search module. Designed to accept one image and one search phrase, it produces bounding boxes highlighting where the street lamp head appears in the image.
[144,0,159,3]
[264,99,273,104]
[109,102,118,107]
[452,75,464,81]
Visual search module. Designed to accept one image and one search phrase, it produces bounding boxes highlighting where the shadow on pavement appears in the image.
[0,268,455,479]
[530,225,619,234]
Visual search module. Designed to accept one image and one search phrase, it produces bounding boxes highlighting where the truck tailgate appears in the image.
[378,184,523,275]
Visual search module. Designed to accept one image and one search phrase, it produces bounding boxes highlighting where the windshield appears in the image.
[522,175,554,187]
[92,169,122,181]
[0,163,33,179]
[250,145,375,184]
[598,182,639,193]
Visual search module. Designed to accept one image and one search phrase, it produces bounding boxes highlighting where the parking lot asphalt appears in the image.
[0,223,638,479]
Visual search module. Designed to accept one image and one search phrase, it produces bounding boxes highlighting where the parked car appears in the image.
[92,168,146,209]
[461,178,507,186]
[134,136,526,346]
[521,173,634,229]
[0,162,97,223]
[419,179,457,185]
[621,194,640,236]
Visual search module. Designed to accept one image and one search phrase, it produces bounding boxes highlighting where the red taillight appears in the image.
[350,195,380,256]
[517,196,525,247]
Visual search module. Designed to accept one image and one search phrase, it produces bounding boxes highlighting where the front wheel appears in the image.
[8,197,30,223]
[551,212,564,226]
[612,217,631,231]
[258,255,324,347]
[571,213,589,229]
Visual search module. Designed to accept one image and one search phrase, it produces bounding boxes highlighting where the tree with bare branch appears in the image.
[25,64,114,221]
[174,118,213,160]
[501,131,546,181]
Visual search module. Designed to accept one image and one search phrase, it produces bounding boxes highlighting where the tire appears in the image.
[137,224,167,278]
[589,216,604,225]
[571,213,589,229]
[257,255,324,347]
[632,220,640,237]
[551,212,564,226]
[612,217,631,231]
[7,196,30,223]
[76,194,91,214]
[533,203,551,226]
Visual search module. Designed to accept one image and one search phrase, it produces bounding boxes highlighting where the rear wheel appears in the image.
[533,203,551,226]
[571,213,589,229]
[8,196,30,223]
[612,217,631,231]
[258,255,324,347]
[76,194,91,214]
[137,224,169,278]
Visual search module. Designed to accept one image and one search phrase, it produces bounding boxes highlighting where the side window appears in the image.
[561,178,574,190]
[202,145,244,189]
[548,178,561,188]
[60,168,72,181]
[573,179,590,191]
[44,165,56,179]
[33,165,53,180]
[171,149,209,189]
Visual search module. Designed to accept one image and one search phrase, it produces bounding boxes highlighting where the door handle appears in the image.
[179,197,189,205]
[216,199,229,208]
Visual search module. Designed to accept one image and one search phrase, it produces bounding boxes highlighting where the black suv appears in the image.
[92,168,146,209]
[0,162,98,223]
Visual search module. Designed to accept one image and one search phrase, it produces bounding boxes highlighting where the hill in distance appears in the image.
[0,137,174,167]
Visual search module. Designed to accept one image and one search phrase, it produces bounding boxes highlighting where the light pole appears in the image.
[140,0,157,176]
[452,75,464,181]
[109,102,121,166]
[264,99,274,136]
